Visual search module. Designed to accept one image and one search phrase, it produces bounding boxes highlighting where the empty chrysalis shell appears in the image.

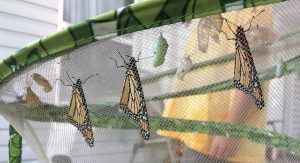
[26,87,40,109]
[153,33,169,67]
[210,14,223,44]
[197,16,212,53]
[176,56,193,80]
[247,26,271,46]
[32,73,52,93]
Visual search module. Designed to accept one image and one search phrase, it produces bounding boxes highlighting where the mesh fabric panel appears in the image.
[1,1,300,163]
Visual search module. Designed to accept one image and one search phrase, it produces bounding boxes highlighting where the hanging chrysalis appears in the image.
[197,16,211,53]
[32,73,52,93]
[176,56,193,80]
[153,33,168,67]
[210,14,223,44]
[26,87,40,109]
[25,76,40,109]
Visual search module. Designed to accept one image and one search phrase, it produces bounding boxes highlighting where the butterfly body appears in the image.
[116,55,150,140]
[232,26,264,109]
[66,78,94,147]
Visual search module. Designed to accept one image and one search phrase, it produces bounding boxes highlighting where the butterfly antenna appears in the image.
[243,9,265,29]
[109,57,125,69]
[136,52,142,62]
[66,71,75,85]
[117,49,127,65]
[56,79,72,87]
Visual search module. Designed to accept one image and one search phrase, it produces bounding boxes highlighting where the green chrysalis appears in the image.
[153,33,168,67]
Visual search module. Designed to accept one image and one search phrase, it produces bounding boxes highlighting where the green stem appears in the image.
[145,55,300,101]
[9,125,22,163]
[141,26,300,84]
[6,103,300,156]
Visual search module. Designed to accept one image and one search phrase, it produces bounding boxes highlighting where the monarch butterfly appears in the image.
[58,72,97,147]
[111,51,150,140]
[222,10,265,109]
[32,73,52,93]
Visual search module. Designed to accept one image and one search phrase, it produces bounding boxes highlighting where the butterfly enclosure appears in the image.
[1,0,300,162]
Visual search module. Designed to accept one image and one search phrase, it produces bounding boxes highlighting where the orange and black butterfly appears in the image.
[111,51,150,140]
[58,72,98,147]
[222,10,265,109]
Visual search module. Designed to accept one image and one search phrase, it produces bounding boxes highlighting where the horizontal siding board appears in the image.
[0,148,8,161]
[0,46,19,60]
[0,0,58,24]
[22,146,37,160]
[0,30,39,49]
[0,13,57,37]
[0,116,9,128]
[0,1,59,162]
[21,0,59,10]
[0,130,9,144]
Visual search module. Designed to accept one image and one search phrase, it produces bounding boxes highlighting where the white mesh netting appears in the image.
[1,1,300,163]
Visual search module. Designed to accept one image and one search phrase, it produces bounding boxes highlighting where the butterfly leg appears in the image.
[221,31,235,40]
[109,57,125,69]
[66,71,76,84]
[117,49,127,65]
[224,18,237,35]
[82,74,99,84]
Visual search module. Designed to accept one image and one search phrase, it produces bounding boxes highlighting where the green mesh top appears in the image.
[0,0,284,84]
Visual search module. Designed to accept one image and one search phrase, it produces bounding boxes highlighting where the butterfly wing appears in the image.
[82,128,94,147]
[120,68,150,140]
[252,76,264,109]
[234,46,252,93]
[234,37,264,109]
[68,84,94,147]
[120,70,142,122]
[139,117,150,140]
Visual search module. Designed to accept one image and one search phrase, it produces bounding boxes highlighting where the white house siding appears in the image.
[0,0,59,162]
